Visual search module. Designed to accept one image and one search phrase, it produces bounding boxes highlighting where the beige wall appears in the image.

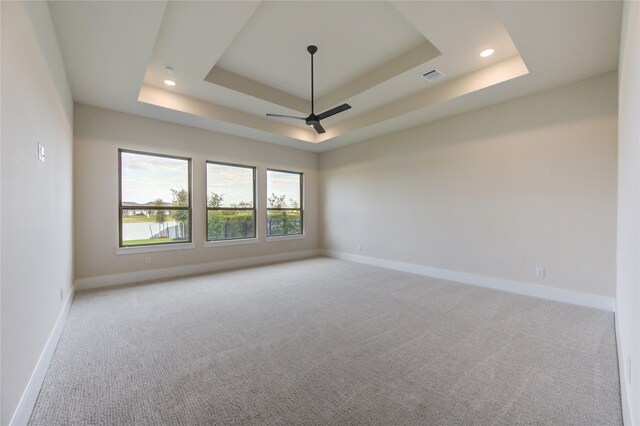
[0,2,74,424]
[73,104,319,281]
[320,73,617,298]
[616,1,640,423]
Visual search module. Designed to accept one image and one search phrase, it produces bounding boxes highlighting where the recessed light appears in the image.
[480,48,495,58]
[164,79,176,86]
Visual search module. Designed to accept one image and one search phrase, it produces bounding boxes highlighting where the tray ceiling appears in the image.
[49,1,622,152]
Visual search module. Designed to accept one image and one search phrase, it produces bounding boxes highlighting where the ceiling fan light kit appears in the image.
[266,45,351,134]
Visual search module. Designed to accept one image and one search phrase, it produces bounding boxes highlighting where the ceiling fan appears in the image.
[266,45,351,134]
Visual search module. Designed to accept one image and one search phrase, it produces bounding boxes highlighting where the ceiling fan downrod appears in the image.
[265,44,352,135]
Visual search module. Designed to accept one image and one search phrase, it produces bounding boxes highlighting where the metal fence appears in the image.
[221,221,255,239]
[267,219,301,236]
[151,223,190,240]
[155,218,303,241]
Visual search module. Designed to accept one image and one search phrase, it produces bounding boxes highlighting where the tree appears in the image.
[232,201,252,208]
[229,201,254,238]
[171,188,189,239]
[268,193,287,208]
[208,192,224,208]
[207,192,224,240]
[153,198,166,237]
[268,193,293,235]
[231,201,253,221]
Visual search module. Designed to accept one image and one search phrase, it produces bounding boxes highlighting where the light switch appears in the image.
[38,142,45,162]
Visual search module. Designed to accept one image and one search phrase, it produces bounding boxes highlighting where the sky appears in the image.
[207,163,254,206]
[121,152,301,207]
[266,170,301,206]
[121,152,188,205]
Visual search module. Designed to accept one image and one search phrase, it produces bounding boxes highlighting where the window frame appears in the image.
[118,149,193,248]
[205,160,257,243]
[266,168,304,237]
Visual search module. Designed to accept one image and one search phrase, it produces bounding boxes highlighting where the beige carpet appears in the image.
[30,257,621,425]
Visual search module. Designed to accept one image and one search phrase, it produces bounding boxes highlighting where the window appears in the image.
[207,162,256,241]
[266,169,303,237]
[119,150,191,247]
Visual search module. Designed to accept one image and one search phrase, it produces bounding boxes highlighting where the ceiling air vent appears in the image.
[422,69,444,81]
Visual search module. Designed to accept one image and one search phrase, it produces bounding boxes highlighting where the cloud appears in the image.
[267,171,301,203]
[122,153,189,204]
[207,164,255,206]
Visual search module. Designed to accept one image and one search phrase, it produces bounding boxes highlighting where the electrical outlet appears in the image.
[535,267,545,278]
[144,256,152,264]
[628,354,632,384]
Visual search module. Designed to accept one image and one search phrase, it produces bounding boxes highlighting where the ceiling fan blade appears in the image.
[317,103,351,120]
[266,113,306,120]
[311,121,326,134]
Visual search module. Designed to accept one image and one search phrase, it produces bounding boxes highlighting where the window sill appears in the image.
[116,242,195,255]
[265,234,306,242]
[204,238,259,248]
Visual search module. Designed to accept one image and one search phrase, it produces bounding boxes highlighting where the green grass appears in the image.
[122,238,174,246]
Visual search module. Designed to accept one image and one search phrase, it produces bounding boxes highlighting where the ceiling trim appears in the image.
[317,42,441,112]
[206,41,441,116]
[205,67,309,114]
[138,84,316,143]
[141,55,528,145]
[318,55,529,142]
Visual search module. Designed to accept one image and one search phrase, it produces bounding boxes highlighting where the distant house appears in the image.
[122,200,172,217]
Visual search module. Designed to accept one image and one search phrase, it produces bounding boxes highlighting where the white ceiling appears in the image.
[48,1,622,153]
[215,1,427,99]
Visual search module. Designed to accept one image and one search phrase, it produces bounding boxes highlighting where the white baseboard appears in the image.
[10,289,76,426]
[321,250,615,312]
[75,249,320,290]
[615,310,633,426]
